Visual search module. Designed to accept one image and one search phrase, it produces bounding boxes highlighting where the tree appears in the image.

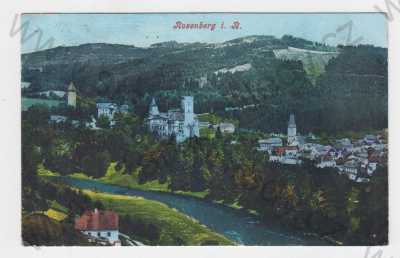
[81,151,111,178]
[96,115,110,129]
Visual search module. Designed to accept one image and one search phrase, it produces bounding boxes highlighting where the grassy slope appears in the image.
[100,164,169,192]
[83,190,234,245]
[98,163,209,198]
[38,165,231,245]
[39,162,207,198]
[273,48,338,78]
[40,163,250,209]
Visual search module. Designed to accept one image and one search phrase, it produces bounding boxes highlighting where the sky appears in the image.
[21,13,387,53]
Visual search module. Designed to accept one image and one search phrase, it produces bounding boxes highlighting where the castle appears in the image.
[147,96,200,143]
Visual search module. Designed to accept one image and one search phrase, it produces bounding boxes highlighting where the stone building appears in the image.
[147,96,200,143]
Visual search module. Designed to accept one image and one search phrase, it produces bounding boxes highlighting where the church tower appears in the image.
[67,82,77,108]
[287,114,297,145]
[149,97,160,116]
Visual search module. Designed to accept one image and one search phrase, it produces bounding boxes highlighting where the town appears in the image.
[35,81,388,186]
[256,115,387,183]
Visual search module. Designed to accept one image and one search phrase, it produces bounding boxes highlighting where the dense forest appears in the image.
[22,36,387,135]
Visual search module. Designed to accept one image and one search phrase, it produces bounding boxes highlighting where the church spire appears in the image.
[68,82,77,92]
[149,97,159,116]
[287,113,297,146]
[288,114,296,127]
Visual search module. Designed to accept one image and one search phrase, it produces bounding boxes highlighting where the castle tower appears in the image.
[287,114,297,145]
[181,96,194,123]
[149,97,160,116]
[181,96,199,138]
[67,82,77,108]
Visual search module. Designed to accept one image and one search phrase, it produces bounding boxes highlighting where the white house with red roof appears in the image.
[269,146,302,165]
[75,209,120,245]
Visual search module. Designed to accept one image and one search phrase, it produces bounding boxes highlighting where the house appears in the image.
[119,104,130,114]
[269,146,301,165]
[271,132,285,138]
[336,138,351,146]
[21,81,31,89]
[296,135,306,147]
[335,138,353,150]
[257,137,283,152]
[49,115,67,124]
[96,102,130,122]
[309,144,332,159]
[364,134,377,145]
[215,122,235,134]
[39,90,67,98]
[316,155,336,168]
[270,146,298,157]
[355,177,370,183]
[367,162,378,175]
[97,102,118,120]
[199,121,211,128]
[343,160,359,180]
[75,209,120,245]
[370,143,386,151]
[283,146,298,157]
[307,132,318,141]
[146,96,200,143]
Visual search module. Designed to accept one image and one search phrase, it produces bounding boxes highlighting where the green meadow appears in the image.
[84,190,234,245]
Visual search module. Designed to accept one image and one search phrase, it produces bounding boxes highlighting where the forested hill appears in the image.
[21,35,387,134]
[21,35,332,96]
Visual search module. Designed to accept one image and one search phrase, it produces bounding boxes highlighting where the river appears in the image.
[57,177,329,246]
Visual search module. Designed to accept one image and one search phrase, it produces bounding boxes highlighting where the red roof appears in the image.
[273,146,298,156]
[75,209,119,231]
[274,147,285,156]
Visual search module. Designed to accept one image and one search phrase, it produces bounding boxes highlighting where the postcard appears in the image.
[17,11,389,249]
[19,12,389,247]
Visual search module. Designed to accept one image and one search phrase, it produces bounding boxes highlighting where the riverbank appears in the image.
[41,166,341,245]
[38,163,259,215]
[38,167,234,245]
[83,190,234,245]
[54,176,330,245]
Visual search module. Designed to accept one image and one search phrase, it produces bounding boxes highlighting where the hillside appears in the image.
[273,47,339,79]
[21,35,388,134]
[21,35,328,95]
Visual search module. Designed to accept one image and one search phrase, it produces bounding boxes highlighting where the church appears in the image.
[146,96,200,143]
